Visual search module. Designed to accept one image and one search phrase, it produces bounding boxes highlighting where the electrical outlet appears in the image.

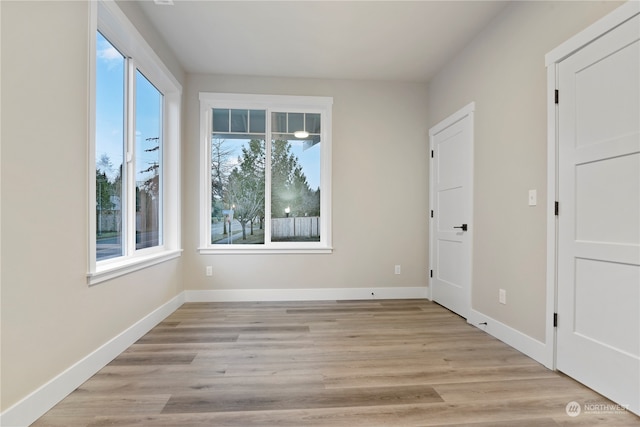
[206,266,213,276]
[499,289,506,304]
[394,265,401,275]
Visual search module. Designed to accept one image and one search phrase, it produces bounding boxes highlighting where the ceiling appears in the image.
[137,1,510,83]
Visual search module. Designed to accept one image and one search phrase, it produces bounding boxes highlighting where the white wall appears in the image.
[183,74,430,294]
[0,0,184,413]
[427,1,623,342]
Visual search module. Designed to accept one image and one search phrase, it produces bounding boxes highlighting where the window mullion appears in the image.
[125,58,137,255]
[202,108,213,249]
[264,109,272,245]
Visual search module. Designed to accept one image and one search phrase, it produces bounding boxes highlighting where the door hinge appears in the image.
[553,313,558,327]
[555,89,559,104]
[431,150,434,158]
[555,201,559,216]
[430,210,434,218]
[430,270,433,278]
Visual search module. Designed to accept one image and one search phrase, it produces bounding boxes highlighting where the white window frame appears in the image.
[198,93,333,254]
[87,0,182,285]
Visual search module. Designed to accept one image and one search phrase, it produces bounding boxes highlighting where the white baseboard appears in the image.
[185,286,429,302]
[467,308,553,368]
[0,293,185,427]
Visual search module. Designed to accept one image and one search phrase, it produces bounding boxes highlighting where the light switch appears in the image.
[528,189,537,206]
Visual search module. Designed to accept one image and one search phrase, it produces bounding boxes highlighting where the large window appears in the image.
[89,0,181,284]
[199,94,332,253]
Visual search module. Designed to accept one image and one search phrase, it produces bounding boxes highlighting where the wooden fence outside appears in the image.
[271,216,320,239]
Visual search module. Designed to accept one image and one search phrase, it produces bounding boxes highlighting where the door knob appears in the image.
[453,224,468,231]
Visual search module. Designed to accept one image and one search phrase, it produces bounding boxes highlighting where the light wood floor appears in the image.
[33,299,639,426]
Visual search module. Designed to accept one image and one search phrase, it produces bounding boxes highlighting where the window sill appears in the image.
[88,249,183,285]
[197,246,333,255]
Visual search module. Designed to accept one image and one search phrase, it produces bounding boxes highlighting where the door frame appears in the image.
[428,102,475,312]
[544,1,640,370]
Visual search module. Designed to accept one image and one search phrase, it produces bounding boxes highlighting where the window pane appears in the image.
[230,109,248,133]
[272,112,286,132]
[249,109,265,133]
[271,133,321,242]
[211,135,265,245]
[287,113,304,133]
[135,70,162,250]
[306,113,321,133]
[96,32,125,260]
[212,108,229,132]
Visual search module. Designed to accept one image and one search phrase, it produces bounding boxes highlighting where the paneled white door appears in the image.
[429,103,474,319]
[557,13,640,415]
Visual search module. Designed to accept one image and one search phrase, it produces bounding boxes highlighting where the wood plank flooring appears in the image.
[32,299,640,426]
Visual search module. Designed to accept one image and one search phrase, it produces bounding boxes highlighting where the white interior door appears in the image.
[429,103,474,319]
[557,13,640,415]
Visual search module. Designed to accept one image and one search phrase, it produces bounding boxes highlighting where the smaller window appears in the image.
[287,112,304,133]
[306,113,321,134]
[213,108,230,133]
[230,109,248,133]
[249,110,266,133]
[273,112,287,133]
